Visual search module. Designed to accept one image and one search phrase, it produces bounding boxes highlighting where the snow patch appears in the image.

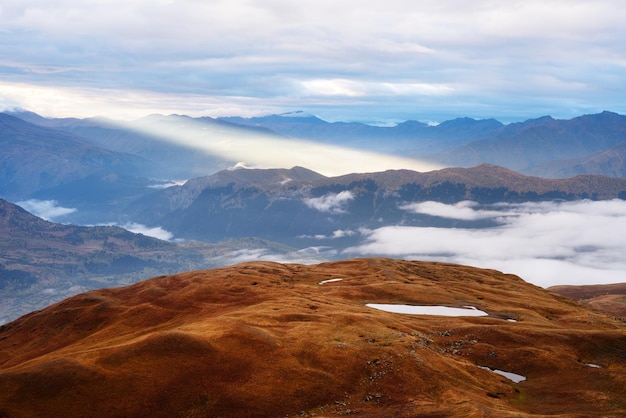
[478,366,526,383]
[318,278,344,285]
[585,363,602,368]
[366,304,488,317]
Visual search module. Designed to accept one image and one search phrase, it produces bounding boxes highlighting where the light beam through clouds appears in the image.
[126,116,441,176]
[345,199,626,287]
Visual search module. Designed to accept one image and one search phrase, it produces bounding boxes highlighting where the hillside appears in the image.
[0,199,295,324]
[0,113,154,200]
[0,258,624,417]
[431,111,626,173]
[550,283,626,319]
[129,164,626,245]
[532,140,626,178]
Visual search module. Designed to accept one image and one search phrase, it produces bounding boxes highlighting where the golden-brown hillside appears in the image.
[0,258,624,417]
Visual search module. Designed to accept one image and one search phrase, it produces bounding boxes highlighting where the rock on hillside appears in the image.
[0,258,624,417]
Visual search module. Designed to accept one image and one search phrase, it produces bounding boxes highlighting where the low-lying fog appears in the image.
[19,197,626,288]
[227,199,626,288]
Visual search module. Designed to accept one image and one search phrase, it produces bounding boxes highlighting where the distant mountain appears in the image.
[221,112,503,154]
[431,111,626,173]
[3,112,300,223]
[10,110,626,182]
[126,166,327,225]
[8,111,286,180]
[221,111,626,177]
[5,109,626,226]
[0,113,155,200]
[129,164,626,246]
[532,139,626,178]
[0,199,295,324]
[1,258,624,417]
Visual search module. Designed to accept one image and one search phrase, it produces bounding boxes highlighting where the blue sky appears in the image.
[1,0,625,124]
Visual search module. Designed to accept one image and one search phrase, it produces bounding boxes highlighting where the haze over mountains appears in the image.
[2,109,626,322]
[220,110,626,177]
[3,109,626,222]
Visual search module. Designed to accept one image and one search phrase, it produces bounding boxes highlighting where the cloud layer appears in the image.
[1,1,625,122]
[345,199,626,287]
[121,222,174,241]
[303,191,355,213]
[17,199,76,221]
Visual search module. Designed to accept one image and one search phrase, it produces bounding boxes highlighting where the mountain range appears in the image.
[128,163,626,246]
[3,109,626,225]
[1,258,624,417]
[221,110,626,177]
[5,161,626,322]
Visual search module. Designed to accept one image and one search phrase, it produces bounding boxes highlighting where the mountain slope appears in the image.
[0,113,154,200]
[221,112,503,154]
[8,111,289,180]
[0,258,624,417]
[130,164,626,245]
[532,139,626,178]
[0,199,295,324]
[432,111,626,173]
[550,283,626,319]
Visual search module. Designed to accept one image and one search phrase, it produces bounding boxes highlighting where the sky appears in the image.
[1,0,625,124]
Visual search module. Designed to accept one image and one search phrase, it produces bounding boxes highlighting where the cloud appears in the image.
[331,229,356,239]
[345,200,626,287]
[1,1,625,123]
[213,246,335,266]
[400,200,500,220]
[300,79,455,98]
[298,229,356,240]
[17,199,76,221]
[147,180,187,189]
[121,222,173,241]
[303,191,354,214]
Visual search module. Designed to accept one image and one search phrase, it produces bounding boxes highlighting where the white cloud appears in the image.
[345,200,626,287]
[1,1,625,122]
[214,246,335,266]
[121,222,173,241]
[298,229,356,240]
[17,199,76,221]
[300,79,455,98]
[331,229,356,239]
[400,200,500,220]
[147,180,187,189]
[303,191,354,214]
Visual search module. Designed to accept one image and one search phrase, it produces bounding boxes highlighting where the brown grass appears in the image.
[0,258,624,417]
